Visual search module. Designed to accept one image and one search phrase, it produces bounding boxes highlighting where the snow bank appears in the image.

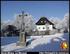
[28,37,52,49]
[28,33,65,49]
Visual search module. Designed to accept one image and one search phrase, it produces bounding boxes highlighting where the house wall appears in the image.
[36,25,46,31]
[36,25,53,31]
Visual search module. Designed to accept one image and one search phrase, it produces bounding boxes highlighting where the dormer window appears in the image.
[44,21,46,23]
[41,21,43,23]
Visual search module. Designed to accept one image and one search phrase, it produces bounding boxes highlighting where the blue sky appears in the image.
[1,1,69,22]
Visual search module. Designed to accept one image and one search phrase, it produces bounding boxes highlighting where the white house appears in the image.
[36,17,56,35]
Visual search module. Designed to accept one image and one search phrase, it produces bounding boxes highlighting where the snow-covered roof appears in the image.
[36,17,54,25]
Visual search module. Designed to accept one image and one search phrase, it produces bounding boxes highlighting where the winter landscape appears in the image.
[1,1,69,54]
[1,13,69,52]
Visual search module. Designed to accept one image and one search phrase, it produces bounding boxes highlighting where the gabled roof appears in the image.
[36,17,54,25]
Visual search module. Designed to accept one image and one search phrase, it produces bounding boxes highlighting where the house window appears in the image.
[41,21,43,23]
[25,14,28,16]
[39,27,40,29]
[19,15,21,17]
[47,27,49,29]
[43,27,45,29]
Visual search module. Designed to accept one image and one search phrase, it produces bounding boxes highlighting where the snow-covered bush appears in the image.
[62,13,69,33]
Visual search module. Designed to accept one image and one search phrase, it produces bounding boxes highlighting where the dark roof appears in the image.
[36,17,54,25]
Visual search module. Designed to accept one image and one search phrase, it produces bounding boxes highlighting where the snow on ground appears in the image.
[1,43,25,51]
[1,33,69,51]
[31,33,65,40]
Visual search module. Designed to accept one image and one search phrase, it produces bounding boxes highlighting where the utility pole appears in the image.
[17,11,26,46]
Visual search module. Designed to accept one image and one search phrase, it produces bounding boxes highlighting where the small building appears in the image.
[36,17,56,35]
